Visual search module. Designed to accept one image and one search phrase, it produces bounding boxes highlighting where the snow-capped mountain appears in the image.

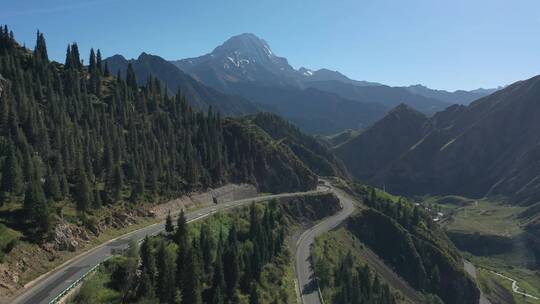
[171,33,381,90]
[172,33,301,90]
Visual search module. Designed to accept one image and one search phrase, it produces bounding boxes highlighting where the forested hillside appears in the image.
[72,194,341,304]
[347,183,479,304]
[0,26,316,245]
[248,112,350,178]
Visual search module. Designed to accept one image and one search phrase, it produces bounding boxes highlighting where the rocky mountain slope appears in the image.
[337,75,540,205]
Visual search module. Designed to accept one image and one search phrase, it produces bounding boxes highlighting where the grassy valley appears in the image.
[424,195,540,303]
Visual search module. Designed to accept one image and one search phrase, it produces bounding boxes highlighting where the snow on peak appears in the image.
[263,45,273,57]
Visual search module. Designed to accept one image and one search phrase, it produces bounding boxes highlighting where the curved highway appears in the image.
[294,186,356,304]
[13,186,330,304]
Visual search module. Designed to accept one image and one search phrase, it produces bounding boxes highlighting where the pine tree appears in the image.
[223,225,240,300]
[1,142,23,196]
[210,233,226,304]
[165,210,174,233]
[33,30,48,63]
[137,236,156,297]
[175,209,187,245]
[64,44,71,69]
[88,48,96,73]
[175,210,189,294]
[156,240,176,304]
[96,49,103,73]
[199,224,213,275]
[24,182,51,238]
[75,169,91,212]
[182,248,202,304]
[70,43,82,70]
[126,63,138,90]
[44,169,61,201]
[111,165,123,202]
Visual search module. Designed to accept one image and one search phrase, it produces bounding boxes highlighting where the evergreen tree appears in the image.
[44,170,61,201]
[75,169,91,212]
[182,248,202,304]
[209,238,225,304]
[64,44,71,69]
[175,209,187,245]
[70,43,82,70]
[33,30,48,63]
[111,165,123,201]
[126,63,138,90]
[1,142,23,196]
[156,240,176,304]
[139,236,156,295]
[88,48,96,73]
[165,210,174,233]
[223,225,240,300]
[24,182,51,238]
[199,223,213,275]
[96,49,103,73]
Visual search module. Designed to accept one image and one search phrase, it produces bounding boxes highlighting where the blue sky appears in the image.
[2,0,539,91]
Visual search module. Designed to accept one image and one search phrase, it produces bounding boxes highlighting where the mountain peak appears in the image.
[212,33,275,60]
[386,103,426,121]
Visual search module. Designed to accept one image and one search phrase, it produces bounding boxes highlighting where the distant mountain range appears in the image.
[336,75,540,205]
[106,33,499,134]
[404,84,500,105]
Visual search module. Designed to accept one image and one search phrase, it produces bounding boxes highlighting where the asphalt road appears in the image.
[294,187,355,304]
[13,186,329,304]
[464,260,492,304]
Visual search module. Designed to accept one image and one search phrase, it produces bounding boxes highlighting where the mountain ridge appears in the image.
[337,75,540,204]
[104,52,260,116]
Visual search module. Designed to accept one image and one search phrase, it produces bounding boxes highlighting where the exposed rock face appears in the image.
[50,222,91,252]
[337,75,540,205]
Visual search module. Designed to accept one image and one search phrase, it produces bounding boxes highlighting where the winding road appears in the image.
[294,187,356,304]
[12,185,330,304]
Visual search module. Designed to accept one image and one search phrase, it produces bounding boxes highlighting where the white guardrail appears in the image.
[47,259,106,304]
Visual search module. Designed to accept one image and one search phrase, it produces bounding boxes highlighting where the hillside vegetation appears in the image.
[71,193,341,304]
[248,112,350,178]
[343,183,479,304]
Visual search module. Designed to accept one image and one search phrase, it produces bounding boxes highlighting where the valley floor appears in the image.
[426,196,540,304]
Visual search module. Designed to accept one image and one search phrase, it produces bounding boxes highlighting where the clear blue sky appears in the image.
[2,0,539,91]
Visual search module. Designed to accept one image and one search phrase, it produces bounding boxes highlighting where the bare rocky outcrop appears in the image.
[49,222,91,252]
[150,183,257,217]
